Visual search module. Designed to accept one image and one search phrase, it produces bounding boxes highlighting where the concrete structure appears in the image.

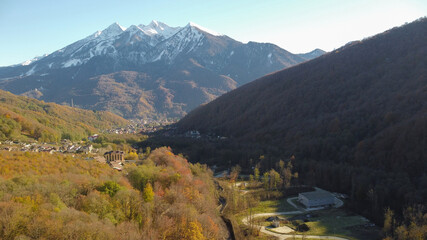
[272,220,280,228]
[104,151,124,163]
[298,190,335,208]
[110,161,123,171]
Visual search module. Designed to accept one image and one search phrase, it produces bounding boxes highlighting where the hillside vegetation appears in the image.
[0,89,128,142]
[177,18,427,227]
[0,148,228,239]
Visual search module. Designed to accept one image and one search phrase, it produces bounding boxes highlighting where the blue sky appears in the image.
[1,0,426,66]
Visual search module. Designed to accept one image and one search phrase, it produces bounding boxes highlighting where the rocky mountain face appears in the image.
[0,21,323,118]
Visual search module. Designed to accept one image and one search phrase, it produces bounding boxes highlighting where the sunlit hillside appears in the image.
[0,89,128,142]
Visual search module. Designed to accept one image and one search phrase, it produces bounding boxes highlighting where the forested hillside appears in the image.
[0,147,228,239]
[0,89,128,142]
[177,18,427,226]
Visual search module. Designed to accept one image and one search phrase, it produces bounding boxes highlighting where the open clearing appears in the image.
[242,197,380,239]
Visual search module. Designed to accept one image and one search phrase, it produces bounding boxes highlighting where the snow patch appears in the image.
[21,60,33,66]
[25,65,37,76]
[188,22,222,36]
[138,20,181,39]
[153,50,166,62]
[94,30,102,38]
[20,54,47,66]
[126,25,143,34]
[62,59,82,68]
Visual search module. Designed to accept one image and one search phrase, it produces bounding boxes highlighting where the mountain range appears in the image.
[0,21,323,118]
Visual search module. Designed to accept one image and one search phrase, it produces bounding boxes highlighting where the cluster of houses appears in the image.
[158,127,228,140]
[101,118,177,135]
[135,118,176,133]
[181,130,228,141]
[0,140,130,171]
[60,139,94,154]
[103,126,139,135]
[0,140,95,154]
[185,130,201,138]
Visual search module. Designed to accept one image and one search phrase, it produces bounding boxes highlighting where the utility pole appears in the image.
[71,98,74,108]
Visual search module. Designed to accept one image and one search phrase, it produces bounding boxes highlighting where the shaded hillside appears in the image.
[177,19,427,222]
[0,89,128,142]
[0,21,323,118]
[179,18,426,170]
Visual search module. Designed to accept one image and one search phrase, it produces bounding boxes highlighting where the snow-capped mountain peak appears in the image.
[138,20,181,39]
[149,20,160,28]
[0,18,326,120]
[125,25,144,34]
[98,22,126,39]
[7,20,322,75]
[188,22,222,36]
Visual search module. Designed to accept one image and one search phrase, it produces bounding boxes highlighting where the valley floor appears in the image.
[224,180,381,240]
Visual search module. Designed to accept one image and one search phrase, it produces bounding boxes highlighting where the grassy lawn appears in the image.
[252,216,274,227]
[251,198,297,214]
[283,208,379,239]
[243,206,380,240]
[235,197,298,224]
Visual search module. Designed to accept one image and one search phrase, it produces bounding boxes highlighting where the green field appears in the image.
[239,196,380,240]
[282,208,380,239]
[235,197,297,225]
[251,198,297,214]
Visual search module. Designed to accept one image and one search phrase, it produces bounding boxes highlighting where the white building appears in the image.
[298,191,335,208]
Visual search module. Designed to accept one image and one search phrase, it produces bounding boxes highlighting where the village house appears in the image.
[77,144,93,154]
[298,190,336,209]
[88,134,99,141]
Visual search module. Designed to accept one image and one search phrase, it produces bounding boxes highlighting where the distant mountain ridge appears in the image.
[297,48,326,60]
[0,21,324,118]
